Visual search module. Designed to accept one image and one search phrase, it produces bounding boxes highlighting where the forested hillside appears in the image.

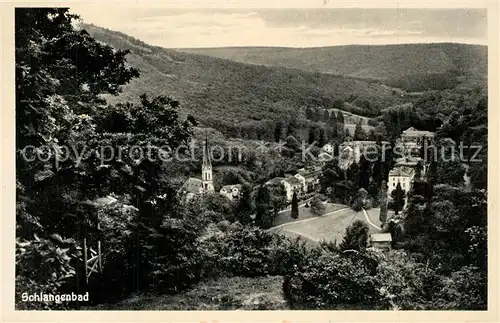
[179,43,487,92]
[82,24,409,137]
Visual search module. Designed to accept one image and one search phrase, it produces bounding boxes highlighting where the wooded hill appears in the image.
[179,43,487,92]
[82,24,410,130]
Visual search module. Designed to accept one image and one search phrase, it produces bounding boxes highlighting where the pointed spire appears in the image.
[202,133,211,169]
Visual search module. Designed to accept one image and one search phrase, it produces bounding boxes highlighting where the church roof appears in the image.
[180,177,203,194]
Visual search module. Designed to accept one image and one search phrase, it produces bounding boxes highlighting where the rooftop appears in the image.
[265,177,284,186]
[283,177,301,185]
[370,233,392,242]
[180,177,203,194]
[389,166,415,177]
[402,127,435,137]
[221,184,242,191]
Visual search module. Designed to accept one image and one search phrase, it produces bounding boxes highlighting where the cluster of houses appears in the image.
[319,127,435,197]
[178,140,322,203]
[177,127,434,252]
[179,126,434,207]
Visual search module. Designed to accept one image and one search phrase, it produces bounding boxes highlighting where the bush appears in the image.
[310,196,326,216]
[198,222,315,280]
[282,252,380,308]
[339,220,369,252]
[15,235,80,309]
[433,265,487,310]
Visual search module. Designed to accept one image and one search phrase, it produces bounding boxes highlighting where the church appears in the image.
[178,140,214,201]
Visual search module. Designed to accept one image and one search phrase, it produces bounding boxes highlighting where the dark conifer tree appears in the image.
[291,191,299,219]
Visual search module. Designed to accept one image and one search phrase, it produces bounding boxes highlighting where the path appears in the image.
[362,208,381,230]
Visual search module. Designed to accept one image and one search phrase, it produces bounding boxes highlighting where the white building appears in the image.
[178,141,214,201]
[294,168,321,194]
[321,143,335,155]
[282,177,302,201]
[220,184,242,201]
[387,166,415,197]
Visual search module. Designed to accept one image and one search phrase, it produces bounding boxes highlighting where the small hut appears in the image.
[370,233,392,251]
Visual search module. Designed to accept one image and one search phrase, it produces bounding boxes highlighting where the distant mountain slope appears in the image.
[178,44,487,91]
[82,24,408,130]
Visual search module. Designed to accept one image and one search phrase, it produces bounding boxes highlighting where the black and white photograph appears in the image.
[8,2,493,315]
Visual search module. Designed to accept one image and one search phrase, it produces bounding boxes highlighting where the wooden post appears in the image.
[83,237,88,284]
[98,240,102,273]
[97,215,102,274]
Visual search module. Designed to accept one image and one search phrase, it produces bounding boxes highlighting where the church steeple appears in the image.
[201,137,214,193]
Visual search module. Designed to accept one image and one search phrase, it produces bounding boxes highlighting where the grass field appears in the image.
[273,203,346,227]
[271,206,386,245]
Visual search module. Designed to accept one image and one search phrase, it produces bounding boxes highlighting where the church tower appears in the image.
[201,139,214,193]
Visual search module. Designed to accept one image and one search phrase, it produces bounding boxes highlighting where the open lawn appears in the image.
[273,203,346,227]
[271,206,388,245]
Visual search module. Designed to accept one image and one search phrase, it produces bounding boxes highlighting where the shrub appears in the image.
[339,220,369,252]
[310,196,325,216]
[282,252,380,308]
[433,265,487,310]
[15,235,79,309]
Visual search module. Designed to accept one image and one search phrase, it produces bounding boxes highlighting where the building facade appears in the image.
[400,127,435,155]
[294,168,321,194]
[387,166,415,196]
[282,177,302,201]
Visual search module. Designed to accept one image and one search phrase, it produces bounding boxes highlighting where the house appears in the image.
[318,151,333,163]
[265,177,285,186]
[339,140,388,164]
[387,166,415,196]
[294,168,321,194]
[401,127,435,154]
[395,156,427,177]
[321,143,335,155]
[282,176,302,201]
[220,184,242,201]
[178,141,214,201]
[370,233,392,250]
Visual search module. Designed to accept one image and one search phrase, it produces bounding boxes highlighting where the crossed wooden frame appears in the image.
[83,223,102,283]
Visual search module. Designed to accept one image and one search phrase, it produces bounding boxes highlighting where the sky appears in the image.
[71,6,488,48]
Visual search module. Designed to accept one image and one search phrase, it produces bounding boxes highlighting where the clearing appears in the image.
[271,205,388,245]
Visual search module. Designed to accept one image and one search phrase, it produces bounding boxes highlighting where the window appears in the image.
[393,183,395,187]
[402,182,405,187]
